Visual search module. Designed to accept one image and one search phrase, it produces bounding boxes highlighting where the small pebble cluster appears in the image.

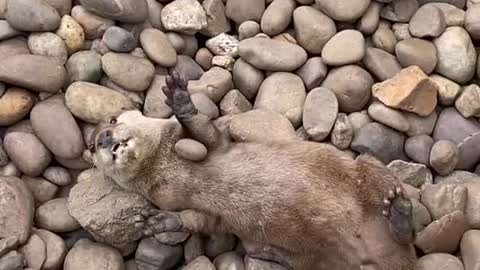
[1,0,480,269]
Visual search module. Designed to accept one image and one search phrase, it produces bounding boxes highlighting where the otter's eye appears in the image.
[109,117,117,124]
[88,143,96,153]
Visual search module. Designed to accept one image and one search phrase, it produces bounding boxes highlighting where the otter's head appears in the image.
[89,109,182,179]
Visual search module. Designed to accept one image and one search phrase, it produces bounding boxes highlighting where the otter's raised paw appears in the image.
[161,71,197,120]
[382,186,415,245]
[141,209,183,236]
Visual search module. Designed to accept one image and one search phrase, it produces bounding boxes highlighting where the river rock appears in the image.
[43,166,71,186]
[169,55,204,82]
[0,54,66,93]
[351,122,405,164]
[412,199,432,233]
[71,5,115,39]
[405,135,434,165]
[184,256,215,270]
[321,30,365,66]
[395,38,437,74]
[22,176,58,204]
[188,67,233,103]
[433,107,480,144]
[372,66,438,117]
[65,50,103,85]
[35,229,67,270]
[36,198,80,233]
[18,233,46,270]
[65,81,134,124]
[0,20,21,41]
[0,250,25,270]
[461,230,480,270]
[175,139,208,161]
[315,0,371,21]
[254,72,306,127]
[429,75,461,106]
[293,6,336,54]
[225,0,265,24]
[357,1,382,35]
[0,88,34,126]
[135,237,183,270]
[415,253,464,270]
[144,75,172,119]
[31,97,84,159]
[232,58,263,100]
[64,239,125,270]
[455,84,480,118]
[229,110,297,142]
[388,160,432,187]
[421,183,467,220]
[161,0,207,34]
[434,26,476,84]
[79,0,148,23]
[465,4,480,39]
[295,57,328,91]
[201,0,230,37]
[380,0,419,22]
[409,4,447,38]
[102,52,155,91]
[28,32,68,65]
[321,65,373,113]
[102,26,136,53]
[219,89,252,115]
[261,0,296,36]
[5,0,60,31]
[238,37,307,71]
[302,87,338,141]
[56,15,85,54]
[206,33,239,57]
[372,26,397,54]
[0,37,30,60]
[362,47,401,81]
[238,21,261,40]
[367,102,409,132]
[3,132,51,177]
[140,28,177,67]
[456,132,480,170]
[0,176,35,245]
[331,113,353,150]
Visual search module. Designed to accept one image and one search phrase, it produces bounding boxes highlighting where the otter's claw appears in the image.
[141,209,183,236]
[383,186,415,245]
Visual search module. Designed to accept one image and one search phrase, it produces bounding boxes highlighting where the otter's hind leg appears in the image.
[162,71,230,151]
[382,187,415,245]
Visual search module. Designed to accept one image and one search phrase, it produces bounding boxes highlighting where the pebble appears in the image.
[184,256,215,270]
[212,55,235,71]
[0,250,26,270]
[405,135,434,165]
[71,5,114,39]
[213,252,245,270]
[188,67,233,103]
[434,26,476,84]
[102,52,155,91]
[225,0,265,24]
[421,183,467,220]
[22,176,59,204]
[0,176,35,245]
[0,54,66,93]
[261,0,296,36]
[18,233,46,269]
[367,102,410,132]
[331,113,353,150]
[206,33,239,57]
[191,93,219,119]
[412,199,432,233]
[35,198,81,233]
[254,72,306,127]
[229,110,297,142]
[161,0,207,34]
[372,66,438,117]
[102,26,137,53]
[321,30,365,66]
[35,229,67,270]
[321,65,373,113]
[0,162,21,177]
[64,239,125,270]
[295,57,328,91]
[3,132,52,177]
[166,32,186,53]
[455,84,480,118]
[433,107,480,144]
[219,89,252,116]
[429,3,465,27]
[0,20,20,41]
[293,6,336,54]
[303,87,338,141]
[419,0,465,8]
[135,237,183,270]
[351,122,405,164]
[415,210,468,253]
[79,0,148,23]
[195,48,213,70]
[348,110,372,136]
[201,0,230,37]
[461,230,480,270]
[392,23,412,40]
[357,1,382,35]
[456,132,480,170]
[28,32,68,65]
[371,26,397,54]
[143,75,172,119]
[238,37,307,71]
[232,58,264,100]
[465,4,480,39]
[31,97,85,160]
[0,88,34,126]
[362,47,401,81]
[395,38,438,75]
[140,28,177,67]
[380,0,419,22]
[170,55,204,82]
[65,50,103,85]
[415,253,464,270]
[409,4,447,38]
[0,236,19,258]
[56,15,85,54]
[238,21,261,40]
[315,0,371,21]
[0,37,30,61]
[388,160,432,187]
[5,0,60,31]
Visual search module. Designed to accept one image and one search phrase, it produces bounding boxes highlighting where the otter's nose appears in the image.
[96,129,114,149]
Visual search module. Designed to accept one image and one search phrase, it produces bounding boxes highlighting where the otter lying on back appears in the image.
[90,72,417,269]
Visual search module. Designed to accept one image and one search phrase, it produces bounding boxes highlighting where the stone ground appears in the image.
[1,0,480,269]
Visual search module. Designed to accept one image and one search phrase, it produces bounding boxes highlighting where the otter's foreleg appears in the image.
[382,187,415,245]
[162,72,230,151]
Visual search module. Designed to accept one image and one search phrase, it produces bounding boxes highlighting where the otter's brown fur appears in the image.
[90,74,416,270]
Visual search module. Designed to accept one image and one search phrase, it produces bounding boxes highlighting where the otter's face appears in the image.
[89,111,180,177]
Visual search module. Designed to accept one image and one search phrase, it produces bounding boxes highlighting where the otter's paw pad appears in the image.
[382,187,415,245]
[142,210,182,236]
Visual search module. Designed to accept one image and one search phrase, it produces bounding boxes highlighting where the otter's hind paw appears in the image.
[141,209,183,236]
[382,186,415,245]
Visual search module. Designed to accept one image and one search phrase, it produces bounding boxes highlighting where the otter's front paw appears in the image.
[141,209,183,236]
[382,186,415,245]
[161,71,197,120]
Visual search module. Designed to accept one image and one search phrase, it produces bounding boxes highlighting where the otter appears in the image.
[90,72,417,270]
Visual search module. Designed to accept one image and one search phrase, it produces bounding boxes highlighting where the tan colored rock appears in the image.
[421,184,467,220]
[56,15,85,54]
[461,230,480,270]
[372,66,438,116]
[0,88,34,126]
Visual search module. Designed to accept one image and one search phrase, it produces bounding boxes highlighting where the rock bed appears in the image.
[1,0,480,269]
